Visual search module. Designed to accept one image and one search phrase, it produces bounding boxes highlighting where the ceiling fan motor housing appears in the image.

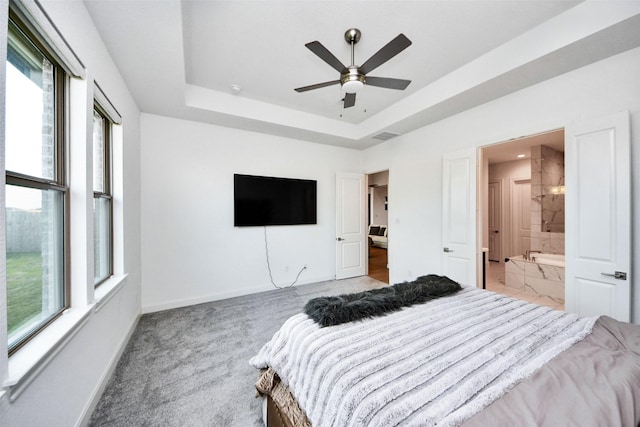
[341,66,365,93]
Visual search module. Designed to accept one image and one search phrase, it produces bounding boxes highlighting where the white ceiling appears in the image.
[84,0,640,149]
[181,1,576,122]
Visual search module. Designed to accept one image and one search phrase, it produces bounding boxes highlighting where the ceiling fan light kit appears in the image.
[341,67,365,94]
[295,28,412,109]
[342,80,364,94]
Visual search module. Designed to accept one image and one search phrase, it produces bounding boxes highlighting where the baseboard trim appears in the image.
[76,312,141,427]
[142,275,335,314]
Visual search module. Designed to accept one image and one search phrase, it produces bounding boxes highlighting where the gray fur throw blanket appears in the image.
[304,274,461,327]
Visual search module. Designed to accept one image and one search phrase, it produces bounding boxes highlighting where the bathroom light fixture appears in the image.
[516,154,526,158]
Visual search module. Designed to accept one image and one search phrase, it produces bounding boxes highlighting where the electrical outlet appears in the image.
[285,265,289,272]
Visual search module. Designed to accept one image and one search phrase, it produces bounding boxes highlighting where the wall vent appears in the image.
[372,131,400,141]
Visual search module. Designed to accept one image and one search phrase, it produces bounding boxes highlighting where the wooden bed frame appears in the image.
[265,395,291,427]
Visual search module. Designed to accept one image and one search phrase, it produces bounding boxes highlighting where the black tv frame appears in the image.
[233,174,317,227]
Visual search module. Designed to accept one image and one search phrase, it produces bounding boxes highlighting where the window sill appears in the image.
[94,273,128,311]
[4,305,93,401]
[4,274,128,402]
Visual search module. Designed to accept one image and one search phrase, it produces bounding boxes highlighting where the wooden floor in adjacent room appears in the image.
[368,245,389,284]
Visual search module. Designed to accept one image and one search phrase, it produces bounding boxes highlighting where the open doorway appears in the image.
[367,170,389,284]
[480,129,565,310]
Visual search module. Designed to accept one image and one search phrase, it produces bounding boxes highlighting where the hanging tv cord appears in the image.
[264,226,307,289]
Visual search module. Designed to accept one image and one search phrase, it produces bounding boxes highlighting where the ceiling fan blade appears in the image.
[365,76,411,90]
[294,80,340,92]
[359,34,412,75]
[305,41,347,73]
[343,92,356,108]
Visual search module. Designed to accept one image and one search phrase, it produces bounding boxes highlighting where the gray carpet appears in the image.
[89,276,386,426]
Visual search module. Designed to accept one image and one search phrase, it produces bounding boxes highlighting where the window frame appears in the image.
[5,12,70,356]
[92,104,114,287]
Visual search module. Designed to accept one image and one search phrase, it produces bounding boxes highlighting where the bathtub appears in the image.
[527,253,565,268]
[505,253,565,302]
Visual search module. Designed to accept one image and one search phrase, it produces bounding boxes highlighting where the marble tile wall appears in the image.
[531,145,543,234]
[529,231,564,254]
[505,256,565,303]
[541,145,565,233]
[505,257,526,290]
[530,145,565,253]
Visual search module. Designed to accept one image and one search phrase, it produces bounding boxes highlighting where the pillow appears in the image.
[378,227,386,236]
[369,226,380,236]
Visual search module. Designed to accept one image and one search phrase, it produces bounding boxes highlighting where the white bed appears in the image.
[249,286,640,426]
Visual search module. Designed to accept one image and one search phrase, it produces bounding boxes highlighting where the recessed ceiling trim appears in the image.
[356,0,640,139]
[185,1,640,148]
[185,84,360,138]
[85,0,640,150]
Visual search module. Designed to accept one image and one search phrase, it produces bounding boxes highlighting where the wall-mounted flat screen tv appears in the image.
[234,174,317,226]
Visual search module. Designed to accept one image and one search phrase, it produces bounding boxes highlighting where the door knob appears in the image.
[337,237,345,241]
[443,247,454,253]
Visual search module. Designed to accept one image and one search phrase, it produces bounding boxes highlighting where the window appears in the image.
[5,16,68,354]
[92,106,112,286]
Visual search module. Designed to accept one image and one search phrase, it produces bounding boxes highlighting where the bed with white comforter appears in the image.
[250,287,640,426]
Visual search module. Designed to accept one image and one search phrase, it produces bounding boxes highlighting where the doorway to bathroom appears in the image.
[367,170,389,284]
[480,129,565,310]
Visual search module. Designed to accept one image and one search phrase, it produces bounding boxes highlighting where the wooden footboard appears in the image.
[266,395,293,427]
[256,368,311,427]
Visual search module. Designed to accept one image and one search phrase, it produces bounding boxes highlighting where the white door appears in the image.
[488,181,501,262]
[336,172,366,279]
[565,111,630,321]
[442,149,477,286]
[511,179,531,258]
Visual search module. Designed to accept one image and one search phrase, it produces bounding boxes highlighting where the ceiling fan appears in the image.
[295,28,412,109]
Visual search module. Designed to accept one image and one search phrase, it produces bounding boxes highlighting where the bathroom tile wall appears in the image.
[530,144,565,254]
[531,145,543,233]
[530,230,565,254]
[541,145,565,233]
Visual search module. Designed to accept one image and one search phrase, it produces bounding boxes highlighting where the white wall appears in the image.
[489,159,531,260]
[372,186,388,226]
[0,1,141,425]
[364,47,640,324]
[140,114,363,312]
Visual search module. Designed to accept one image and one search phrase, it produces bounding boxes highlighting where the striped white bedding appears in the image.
[250,287,596,427]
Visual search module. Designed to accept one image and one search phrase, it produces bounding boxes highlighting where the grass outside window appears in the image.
[7,251,43,335]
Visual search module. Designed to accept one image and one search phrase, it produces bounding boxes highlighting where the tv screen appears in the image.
[234,174,317,226]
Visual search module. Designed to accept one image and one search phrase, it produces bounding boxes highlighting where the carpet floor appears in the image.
[89,276,387,426]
